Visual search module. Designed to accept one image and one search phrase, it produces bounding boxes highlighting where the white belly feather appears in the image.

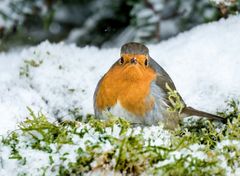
[108,101,143,124]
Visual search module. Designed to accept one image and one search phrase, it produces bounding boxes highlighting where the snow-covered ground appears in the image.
[0,15,240,135]
[0,13,240,176]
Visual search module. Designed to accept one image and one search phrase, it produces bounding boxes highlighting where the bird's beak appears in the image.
[130,58,137,64]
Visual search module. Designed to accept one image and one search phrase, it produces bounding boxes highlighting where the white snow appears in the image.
[0,14,240,176]
[0,15,240,135]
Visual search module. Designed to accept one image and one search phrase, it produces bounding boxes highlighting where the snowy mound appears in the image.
[0,15,240,135]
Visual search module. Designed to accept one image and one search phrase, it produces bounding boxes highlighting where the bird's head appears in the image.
[113,42,154,81]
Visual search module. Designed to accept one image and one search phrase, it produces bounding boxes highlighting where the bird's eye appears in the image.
[144,59,148,66]
[119,57,124,64]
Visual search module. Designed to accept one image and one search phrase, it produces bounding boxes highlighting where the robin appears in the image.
[93,42,225,129]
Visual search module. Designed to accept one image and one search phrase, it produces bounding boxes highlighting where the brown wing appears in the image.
[149,57,227,122]
[149,57,186,108]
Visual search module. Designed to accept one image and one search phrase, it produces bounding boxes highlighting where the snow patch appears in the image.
[0,15,240,136]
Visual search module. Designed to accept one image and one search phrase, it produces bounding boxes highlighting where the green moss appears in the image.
[114,134,171,175]
[87,114,130,135]
[221,144,240,170]
[1,99,240,175]
[19,59,43,77]
[2,132,23,160]
[174,120,225,149]
[18,107,73,151]
[217,99,240,121]
[155,155,224,176]
[165,83,185,114]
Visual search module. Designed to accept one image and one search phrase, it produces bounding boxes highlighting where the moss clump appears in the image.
[18,107,72,151]
[19,59,43,77]
[0,99,240,175]
[165,83,185,114]
[155,155,225,176]
[87,114,130,134]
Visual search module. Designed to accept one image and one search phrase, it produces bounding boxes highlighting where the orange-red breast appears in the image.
[93,42,225,129]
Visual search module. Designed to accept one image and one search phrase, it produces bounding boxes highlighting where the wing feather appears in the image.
[149,58,186,108]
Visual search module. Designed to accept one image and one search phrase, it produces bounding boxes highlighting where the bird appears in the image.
[93,42,226,129]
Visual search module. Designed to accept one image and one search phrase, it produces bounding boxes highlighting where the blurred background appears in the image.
[0,0,239,51]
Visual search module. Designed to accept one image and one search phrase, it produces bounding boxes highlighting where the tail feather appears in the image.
[182,106,227,123]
